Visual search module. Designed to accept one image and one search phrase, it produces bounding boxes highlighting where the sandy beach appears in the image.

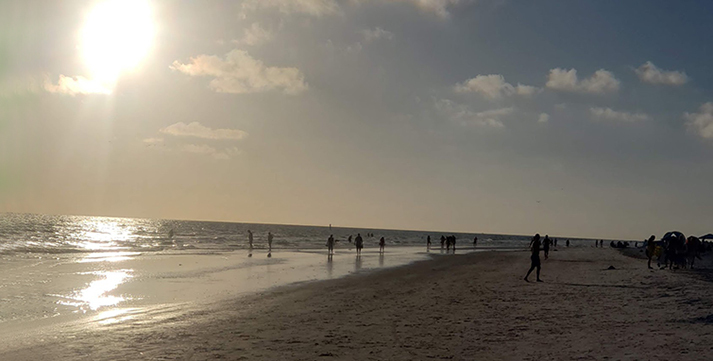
[3,247,713,360]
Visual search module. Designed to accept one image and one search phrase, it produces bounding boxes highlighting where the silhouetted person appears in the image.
[473,236,478,248]
[348,235,352,243]
[440,235,446,250]
[427,235,431,249]
[248,230,253,249]
[379,237,385,253]
[543,235,551,260]
[355,233,363,254]
[268,232,273,252]
[452,235,457,251]
[566,239,570,247]
[525,233,543,282]
[554,238,557,247]
[327,234,335,255]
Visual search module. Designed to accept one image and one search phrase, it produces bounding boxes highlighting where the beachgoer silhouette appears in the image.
[543,235,551,260]
[452,235,457,252]
[348,235,352,243]
[566,239,570,247]
[248,230,253,249]
[524,233,543,282]
[379,237,385,253]
[440,235,446,250]
[268,232,273,253]
[446,235,451,251]
[327,234,335,255]
[473,237,478,248]
[427,235,431,249]
[355,233,363,254]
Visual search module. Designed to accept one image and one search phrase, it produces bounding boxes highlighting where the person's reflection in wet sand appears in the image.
[355,254,362,272]
[326,254,333,278]
[379,252,384,267]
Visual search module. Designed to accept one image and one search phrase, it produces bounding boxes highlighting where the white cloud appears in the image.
[454,74,538,99]
[234,23,273,46]
[143,137,165,145]
[241,0,339,16]
[361,27,394,43]
[684,102,713,139]
[538,113,550,124]
[160,122,248,140]
[181,144,241,160]
[590,107,650,122]
[546,68,620,94]
[392,0,467,18]
[436,99,510,128]
[635,61,688,86]
[44,75,111,95]
[170,50,308,94]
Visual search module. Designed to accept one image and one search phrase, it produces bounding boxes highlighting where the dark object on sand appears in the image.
[607,265,616,270]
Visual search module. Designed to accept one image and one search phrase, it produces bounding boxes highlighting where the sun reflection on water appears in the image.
[59,270,133,311]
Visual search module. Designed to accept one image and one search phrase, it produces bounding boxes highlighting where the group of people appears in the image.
[246,230,274,257]
[644,233,708,270]
[326,233,387,255]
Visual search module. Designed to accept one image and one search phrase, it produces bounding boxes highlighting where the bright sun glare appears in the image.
[82,0,154,84]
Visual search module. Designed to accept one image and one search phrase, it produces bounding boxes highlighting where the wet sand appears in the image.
[3,247,713,360]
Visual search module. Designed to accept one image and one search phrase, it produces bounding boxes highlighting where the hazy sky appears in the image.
[2,0,713,239]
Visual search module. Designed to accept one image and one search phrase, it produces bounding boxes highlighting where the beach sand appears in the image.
[3,247,713,360]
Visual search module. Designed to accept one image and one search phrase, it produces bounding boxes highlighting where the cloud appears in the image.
[170,50,308,94]
[684,102,713,139]
[590,107,650,122]
[436,99,510,128]
[160,122,248,140]
[546,68,620,94]
[143,137,165,145]
[234,23,273,46]
[538,113,550,123]
[454,74,538,99]
[44,75,111,95]
[361,27,394,43]
[635,61,688,86]
[240,0,339,16]
[391,0,468,18]
[181,144,242,160]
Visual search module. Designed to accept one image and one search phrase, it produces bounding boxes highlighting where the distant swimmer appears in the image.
[355,233,364,254]
[524,233,543,282]
[473,236,478,248]
[379,237,385,253]
[327,234,335,255]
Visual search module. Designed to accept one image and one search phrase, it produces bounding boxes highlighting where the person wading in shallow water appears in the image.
[524,233,543,282]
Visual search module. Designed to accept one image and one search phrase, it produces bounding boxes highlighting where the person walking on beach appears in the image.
[379,236,385,253]
[440,235,446,250]
[566,239,570,247]
[268,232,274,252]
[355,233,363,254]
[248,230,254,249]
[473,237,478,248]
[427,235,431,249]
[327,234,335,255]
[543,235,551,260]
[524,233,543,282]
[452,235,457,252]
[645,235,656,269]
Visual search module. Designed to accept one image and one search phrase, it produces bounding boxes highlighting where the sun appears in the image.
[82,0,154,84]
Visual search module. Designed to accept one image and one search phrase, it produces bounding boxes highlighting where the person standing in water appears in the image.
[473,237,478,248]
[248,230,254,249]
[524,233,543,282]
[327,234,335,255]
[355,233,363,254]
[267,232,274,252]
[427,235,431,249]
[379,236,386,253]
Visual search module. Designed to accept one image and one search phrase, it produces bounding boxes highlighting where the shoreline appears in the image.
[4,247,713,360]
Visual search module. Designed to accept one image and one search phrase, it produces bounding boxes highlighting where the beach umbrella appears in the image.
[661,231,685,241]
[699,234,713,240]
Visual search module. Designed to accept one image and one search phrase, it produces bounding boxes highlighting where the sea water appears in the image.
[0,213,599,350]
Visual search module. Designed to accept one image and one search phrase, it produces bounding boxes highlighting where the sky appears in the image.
[2,0,713,239]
